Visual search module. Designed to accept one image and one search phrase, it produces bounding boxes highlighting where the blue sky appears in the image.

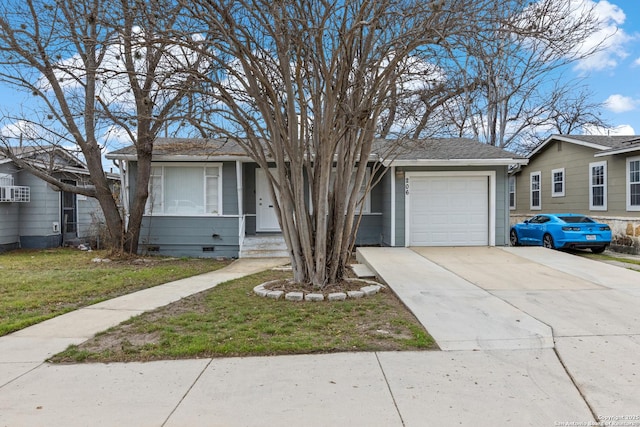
[576,0,640,135]
[0,0,639,141]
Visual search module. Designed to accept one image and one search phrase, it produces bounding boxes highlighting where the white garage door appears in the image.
[408,175,489,246]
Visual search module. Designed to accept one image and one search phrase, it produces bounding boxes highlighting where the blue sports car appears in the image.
[510,213,611,253]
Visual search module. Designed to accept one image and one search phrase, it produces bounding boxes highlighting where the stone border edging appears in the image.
[253,278,385,302]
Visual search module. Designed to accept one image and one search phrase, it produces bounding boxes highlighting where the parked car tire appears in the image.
[543,233,555,249]
[591,246,607,254]
[510,229,520,246]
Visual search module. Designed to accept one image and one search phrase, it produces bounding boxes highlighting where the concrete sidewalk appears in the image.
[1,248,638,426]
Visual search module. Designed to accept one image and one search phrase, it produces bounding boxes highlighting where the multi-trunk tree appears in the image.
[177,0,600,287]
[0,0,206,253]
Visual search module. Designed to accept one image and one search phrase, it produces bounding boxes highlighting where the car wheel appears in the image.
[591,246,606,254]
[510,229,520,246]
[542,233,555,249]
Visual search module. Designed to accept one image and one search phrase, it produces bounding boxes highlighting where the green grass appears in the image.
[0,248,230,336]
[51,270,435,363]
[572,250,640,268]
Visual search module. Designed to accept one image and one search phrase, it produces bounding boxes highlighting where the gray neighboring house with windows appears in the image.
[509,134,640,254]
[0,146,112,252]
[106,137,526,258]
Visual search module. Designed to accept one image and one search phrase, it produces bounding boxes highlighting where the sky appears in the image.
[575,0,640,135]
[0,0,639,149]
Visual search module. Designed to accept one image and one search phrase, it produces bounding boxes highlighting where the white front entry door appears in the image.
[256,168,281,232]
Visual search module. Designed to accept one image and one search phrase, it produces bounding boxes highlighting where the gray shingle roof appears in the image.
[380,138,521,160]
[558,135,640,150]
[108,137,523,162]
[107,138,247,157]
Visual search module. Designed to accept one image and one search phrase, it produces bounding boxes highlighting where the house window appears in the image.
[530,171,541,210]
[146,163,222,215]
[589,161,607,211]
[314,167,371,214]
[508,176,516,210]
[628,156,640,211]
[551,168,565,197]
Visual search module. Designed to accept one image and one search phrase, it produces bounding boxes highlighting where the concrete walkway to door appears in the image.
[357,246,640,422]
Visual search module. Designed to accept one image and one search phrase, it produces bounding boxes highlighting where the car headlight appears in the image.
[562,226,581,231]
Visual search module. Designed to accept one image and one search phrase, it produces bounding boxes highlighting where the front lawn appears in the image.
[0,248,230,336]
[51,269,436,363]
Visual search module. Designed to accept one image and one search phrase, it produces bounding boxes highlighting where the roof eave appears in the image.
[594,146,640,157]
[384,158,528,167]
[527,135,611,159]
[106,154,254,162]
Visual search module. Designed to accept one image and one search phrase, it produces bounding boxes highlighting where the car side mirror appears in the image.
[524,219,530,224]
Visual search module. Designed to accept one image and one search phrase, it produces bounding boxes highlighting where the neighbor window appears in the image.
[508,176,516,210]
[589,161,607,211]
[551,168,565,197]
[530,171,541,210]
[628,156,640,211]
[146,163,222,215]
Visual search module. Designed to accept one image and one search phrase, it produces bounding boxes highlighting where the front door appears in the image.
[256,168,281,232]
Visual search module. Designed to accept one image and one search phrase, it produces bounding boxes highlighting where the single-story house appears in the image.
[509,134,640,254]
[106,137,527,258]
[0,145,115,252]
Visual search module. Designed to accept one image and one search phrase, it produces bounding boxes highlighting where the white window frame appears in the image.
[530,171,541,210]
[551,168,565,197]
[146,162,223,216]
[589,161,607,211]
[627,156,640,211]
[508,175,516,210]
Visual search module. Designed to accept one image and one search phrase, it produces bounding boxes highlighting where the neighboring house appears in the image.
[509,134,640,254]
[106,138,526,258]
[0,146,115,252]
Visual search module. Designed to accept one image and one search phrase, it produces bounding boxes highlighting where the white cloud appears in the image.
[583,123,635,135]
[634,57,640,67]
[571,0,632,72]
[604,94,638,113]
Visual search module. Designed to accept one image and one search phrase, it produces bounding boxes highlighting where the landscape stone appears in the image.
[285,292,304,301]
[305,293,324,302]
[361,285,380,296]
[347,290,365,299]
[253,285,269,297]
[266,290,284,300]
[328,292,347,301]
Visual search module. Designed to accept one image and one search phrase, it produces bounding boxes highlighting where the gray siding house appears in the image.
[106,138,526,258]
[510,134,640,254]
[0,146,111,252]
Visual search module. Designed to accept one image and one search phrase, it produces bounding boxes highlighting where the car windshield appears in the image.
[559,216,594,223]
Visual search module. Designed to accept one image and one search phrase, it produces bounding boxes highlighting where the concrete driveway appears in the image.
[357,246,640,422]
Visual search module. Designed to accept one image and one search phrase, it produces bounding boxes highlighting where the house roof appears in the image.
[107,137,527,167]
[1,145,119,179]
[381,138,526,166]
[528,134,640,158]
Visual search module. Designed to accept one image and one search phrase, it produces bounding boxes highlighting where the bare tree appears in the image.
[408,0,603,151]
[177,0,570,288]
[0,0,205,253]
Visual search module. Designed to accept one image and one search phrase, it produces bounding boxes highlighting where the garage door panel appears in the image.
[409,175,489,246]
